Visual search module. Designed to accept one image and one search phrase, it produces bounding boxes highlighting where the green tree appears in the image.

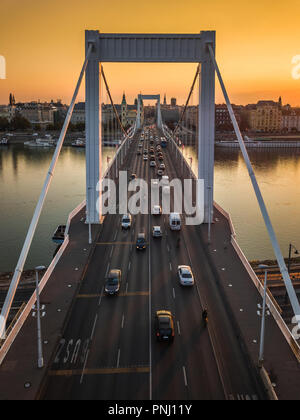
[10,115,31,130]
[0,117,9,131]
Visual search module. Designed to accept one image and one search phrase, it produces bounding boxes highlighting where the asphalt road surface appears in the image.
[40,126,266,400]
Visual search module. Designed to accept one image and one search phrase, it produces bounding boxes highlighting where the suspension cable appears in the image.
[173,64,200,137]
[101,65,127,138]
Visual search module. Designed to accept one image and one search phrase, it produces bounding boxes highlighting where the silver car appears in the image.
[178,265,194,286]
[152,226,162,238]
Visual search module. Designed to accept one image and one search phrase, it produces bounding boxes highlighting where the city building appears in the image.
[171,97,177,107]
[17,101,54,127]
[248,98,282,132]
[215,104,242,130]
[281,108,300,132]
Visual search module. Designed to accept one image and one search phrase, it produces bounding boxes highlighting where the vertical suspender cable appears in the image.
[0,43,94,339]
[207,44,300,319]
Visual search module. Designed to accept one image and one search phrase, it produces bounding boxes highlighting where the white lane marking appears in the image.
[117,348,121,368]
[98,286,104,306]
[167,244,170,252]
[121,314,125,329]
[110,246,114,258]
[105,264,110,278]
[90,314,98,341]
[169,262,172,272]
[183,366,188,387]
[126,282,129,293]
[177,321,181,335]
[128,261,131,271]
[80,348,90,385]
[114,231,117,241]
[172,288,176,299]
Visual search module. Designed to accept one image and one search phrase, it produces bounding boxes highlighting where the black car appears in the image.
[105,269,121,295]
[136,233,146,250]
[155,310,175,342]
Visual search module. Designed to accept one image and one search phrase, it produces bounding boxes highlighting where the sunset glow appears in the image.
[1,0,300,105]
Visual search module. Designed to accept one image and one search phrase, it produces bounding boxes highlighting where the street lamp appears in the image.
[285,244,299,303]
[258,264,269,367]
[35,265,45,369]
[287,243,299,275]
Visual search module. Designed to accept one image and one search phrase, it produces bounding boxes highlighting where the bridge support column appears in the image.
[137,95,141,129]
[198,33,215,224]
[85,30,102,224]
[157,101,161,128]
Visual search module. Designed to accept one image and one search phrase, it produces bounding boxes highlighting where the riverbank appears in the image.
[0,131,84,145]
[250,257,300,270]
[0,269,46,290]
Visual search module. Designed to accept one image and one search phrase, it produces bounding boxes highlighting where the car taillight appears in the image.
[156,332,160,337]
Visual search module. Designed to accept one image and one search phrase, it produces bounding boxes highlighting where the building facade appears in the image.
[248,99,282,132]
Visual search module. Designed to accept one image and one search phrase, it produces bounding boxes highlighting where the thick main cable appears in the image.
[173,64,200,137]
[101,66,127,138]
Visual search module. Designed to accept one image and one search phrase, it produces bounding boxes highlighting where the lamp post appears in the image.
[258,264,269,367]
[287,243,299,274]
[285,244,299,303]
[35,265,45,369]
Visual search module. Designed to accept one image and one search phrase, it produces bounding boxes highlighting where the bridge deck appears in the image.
[0,128,299,400]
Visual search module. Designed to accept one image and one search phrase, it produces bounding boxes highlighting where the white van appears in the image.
[161,175,169,186]
[169,213,181,231]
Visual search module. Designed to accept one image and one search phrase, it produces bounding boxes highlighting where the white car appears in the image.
[143,155,148,161]
[153,205,162,215]
[159,163,165,170]
[150,161,156,167]
[152,226,162,238]
[121,214,132,229]
[178,265,194,286]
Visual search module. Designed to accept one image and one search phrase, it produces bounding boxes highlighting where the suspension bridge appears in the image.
[0,31,299,400]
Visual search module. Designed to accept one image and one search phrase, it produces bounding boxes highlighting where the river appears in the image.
[0,143,299,272]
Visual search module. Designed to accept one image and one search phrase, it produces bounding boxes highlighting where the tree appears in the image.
[10,115,31,130]
[0,117,9,131]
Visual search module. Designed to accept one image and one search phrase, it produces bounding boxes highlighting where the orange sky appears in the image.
[1,0,300,106]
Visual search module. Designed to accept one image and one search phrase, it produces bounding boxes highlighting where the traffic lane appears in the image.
[150,217,187,400]
[168,233,225,400]
[69,370,150,400]
[118,295,150,368]
[183,214,264,399]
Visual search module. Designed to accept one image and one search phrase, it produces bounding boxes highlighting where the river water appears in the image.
[0,143,300,272]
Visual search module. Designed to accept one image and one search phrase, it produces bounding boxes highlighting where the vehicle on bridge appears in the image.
[136,233,146,250]
[121,214,132,229]
[152,226,162,238]
[169,213,181,230]
[178,265,194,286]
[105,269,122,295]
[155,310,175,342]
[150,161,156,167]
[153,205,162,215]
[161,137,167,148]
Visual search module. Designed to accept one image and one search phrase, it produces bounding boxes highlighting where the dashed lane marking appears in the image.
[77,291,150,299]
